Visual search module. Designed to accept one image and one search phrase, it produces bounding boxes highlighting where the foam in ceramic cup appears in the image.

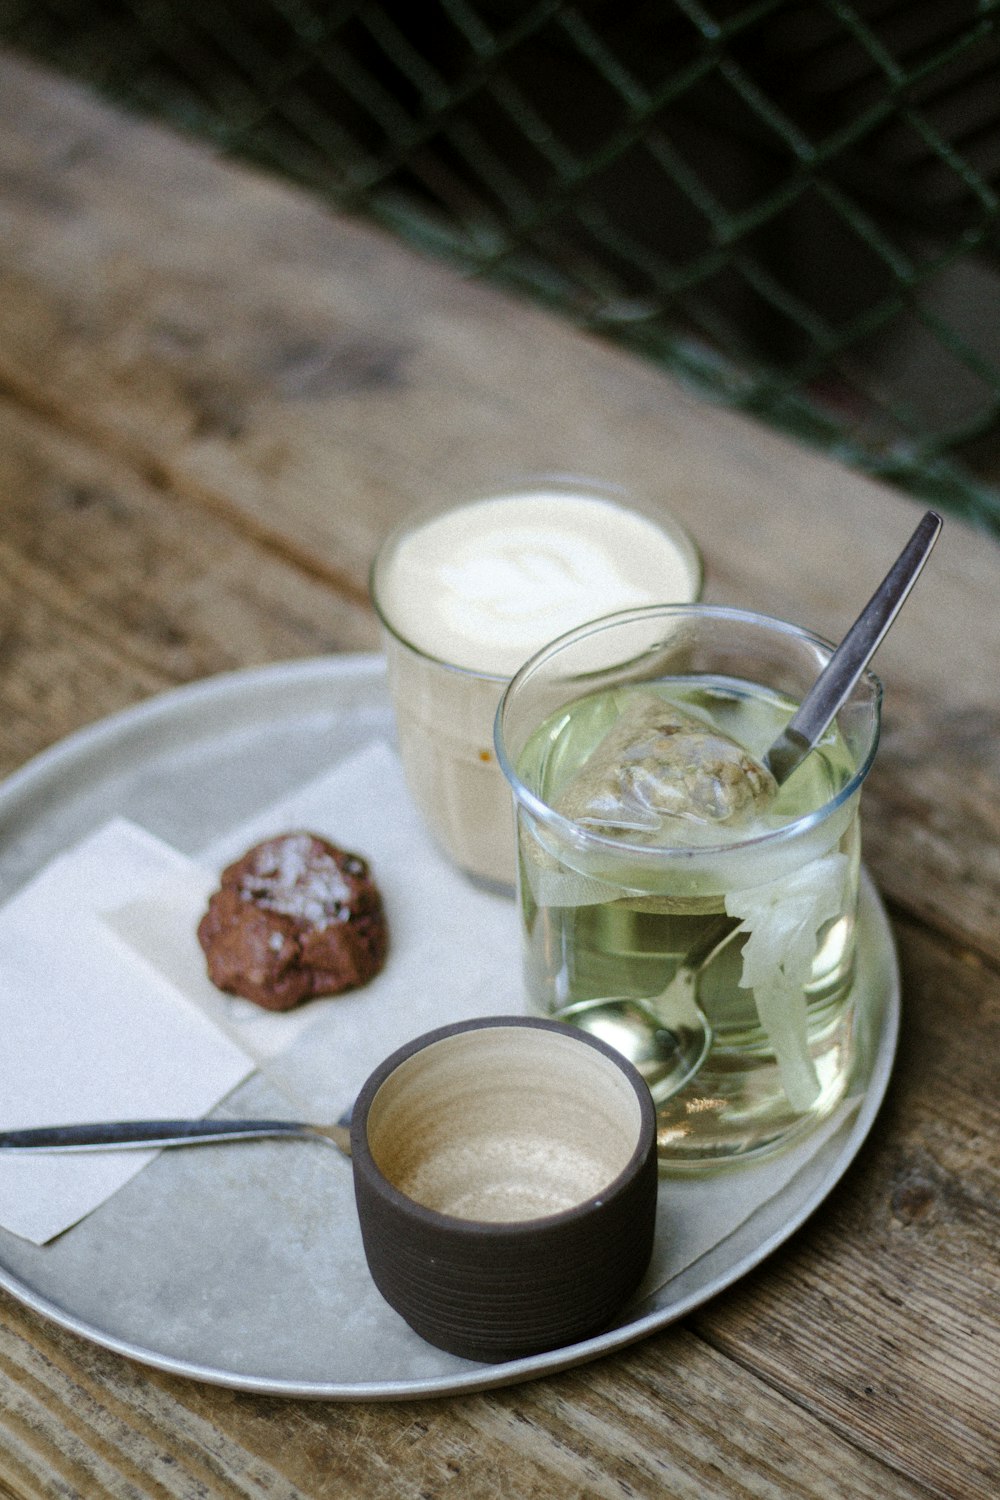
[366,1022,642,1221]
[371,484,702,888]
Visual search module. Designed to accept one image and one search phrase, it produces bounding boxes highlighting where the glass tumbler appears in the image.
[495,604,882,1169]
[370,479,701,891]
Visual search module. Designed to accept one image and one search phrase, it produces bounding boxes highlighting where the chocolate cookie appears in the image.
[197,832,388,1010]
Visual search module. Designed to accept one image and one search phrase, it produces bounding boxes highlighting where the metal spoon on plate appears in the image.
[0,1115,354,1156]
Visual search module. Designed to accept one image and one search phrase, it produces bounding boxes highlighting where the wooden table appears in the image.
[1,48,998,1500]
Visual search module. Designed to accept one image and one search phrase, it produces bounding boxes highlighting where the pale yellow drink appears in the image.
[495,604,882,1168]
[370,483,701,887]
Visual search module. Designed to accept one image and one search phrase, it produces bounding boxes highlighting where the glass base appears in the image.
[653,1000,859,1173]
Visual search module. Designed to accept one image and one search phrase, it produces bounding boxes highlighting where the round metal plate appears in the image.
[0,655,899,1399]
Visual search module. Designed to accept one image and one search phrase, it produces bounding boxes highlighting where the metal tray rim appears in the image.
[0,653,900,1400]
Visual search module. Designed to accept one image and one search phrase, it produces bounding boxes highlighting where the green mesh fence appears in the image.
[4,0,1000,532]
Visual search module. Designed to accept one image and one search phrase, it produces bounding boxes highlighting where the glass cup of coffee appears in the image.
[369,478,702,890]
[495,604,882,1169]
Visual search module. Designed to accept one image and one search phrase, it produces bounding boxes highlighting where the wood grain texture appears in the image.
[0,45,998,1500]
[0,1284,950,1500]
[692,915,1000,1498]
[0,394,377,777]
[1,53,996,969]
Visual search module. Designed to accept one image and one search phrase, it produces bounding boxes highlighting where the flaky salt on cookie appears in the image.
[197,832,388,1010]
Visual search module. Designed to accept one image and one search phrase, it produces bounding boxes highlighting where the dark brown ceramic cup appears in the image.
[350,1016,658,1363]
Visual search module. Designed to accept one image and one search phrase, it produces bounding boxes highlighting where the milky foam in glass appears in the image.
[370,481,701,888]
[495,604,882,1169]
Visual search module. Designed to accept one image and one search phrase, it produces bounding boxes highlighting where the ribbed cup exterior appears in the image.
[350,1017,658,1363]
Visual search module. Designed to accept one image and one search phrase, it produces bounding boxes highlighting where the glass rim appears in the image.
[368,476,704,681]
[493,602,884,862]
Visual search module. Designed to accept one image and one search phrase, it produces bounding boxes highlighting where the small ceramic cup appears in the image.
[350,1016,658,1363]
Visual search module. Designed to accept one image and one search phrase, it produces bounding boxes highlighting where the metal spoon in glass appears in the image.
[0,512,941,1154]
[762,507,941,783]
[524,507,942,1104]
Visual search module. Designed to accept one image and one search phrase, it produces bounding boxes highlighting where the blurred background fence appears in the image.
[4,0,1000,533]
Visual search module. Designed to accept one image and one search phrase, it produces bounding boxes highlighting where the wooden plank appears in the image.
[0,1285,941,1500]
[0,52,996,967]
[0,47,997,1500]
[693,914,1000,1498]
[0,396,378,777]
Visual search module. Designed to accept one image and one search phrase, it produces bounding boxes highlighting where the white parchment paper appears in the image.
[0,822,253,1244]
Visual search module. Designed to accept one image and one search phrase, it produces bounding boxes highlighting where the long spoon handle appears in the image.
[0,1118,351,1153]
[764,509,942,785]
